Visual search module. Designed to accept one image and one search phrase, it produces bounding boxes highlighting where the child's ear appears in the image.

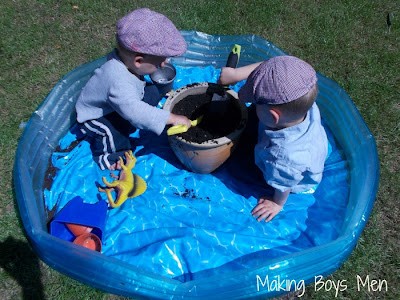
[269,108,281,124]
[133,55,145,68]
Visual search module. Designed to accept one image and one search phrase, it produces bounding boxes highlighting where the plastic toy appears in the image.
[73,233,102,252]
[167,115,203,135]
[49,196,107,253]
[66,223,93,236]
[150,62,176,95]
[98,150,147,208]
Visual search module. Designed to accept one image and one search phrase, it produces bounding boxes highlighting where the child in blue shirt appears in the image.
[76,8,191,170]
[219,56,328,222]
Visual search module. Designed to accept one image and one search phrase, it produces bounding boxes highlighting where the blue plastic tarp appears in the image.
[44,65,347,282]
[14,31,379,299]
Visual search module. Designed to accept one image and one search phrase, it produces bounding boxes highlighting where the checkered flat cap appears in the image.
[238,56,317,105]
[117,8,187,57]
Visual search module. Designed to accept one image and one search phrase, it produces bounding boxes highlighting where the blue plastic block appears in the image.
[50,196,108,242]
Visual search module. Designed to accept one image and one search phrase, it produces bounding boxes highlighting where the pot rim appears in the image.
[163,82,248,147]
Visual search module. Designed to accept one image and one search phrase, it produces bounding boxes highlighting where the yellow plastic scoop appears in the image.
[167,115,203,135]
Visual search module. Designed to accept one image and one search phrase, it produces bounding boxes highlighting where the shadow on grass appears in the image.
[0,237,45,300]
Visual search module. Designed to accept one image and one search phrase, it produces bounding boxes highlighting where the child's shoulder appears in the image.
[101,56,126,73]
[92,56,129,84]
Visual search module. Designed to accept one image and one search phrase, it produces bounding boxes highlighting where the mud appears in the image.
[171,90,241,143]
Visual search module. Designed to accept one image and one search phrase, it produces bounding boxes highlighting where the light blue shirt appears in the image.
[255,103,328,193]
[76,50,170,135]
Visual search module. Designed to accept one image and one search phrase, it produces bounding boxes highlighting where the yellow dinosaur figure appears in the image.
[98,151,147,208]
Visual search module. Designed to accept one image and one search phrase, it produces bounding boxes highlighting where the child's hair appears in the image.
[116,39,146,63]
[270,84,318,119]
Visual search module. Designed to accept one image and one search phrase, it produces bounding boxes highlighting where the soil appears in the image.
[43,139,81,222]
[171,88,242,144]
[173,187,210,201]
[172,186,211,210]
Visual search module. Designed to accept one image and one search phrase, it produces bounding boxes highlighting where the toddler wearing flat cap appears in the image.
[219,56,328,222]
[76,8,191,170]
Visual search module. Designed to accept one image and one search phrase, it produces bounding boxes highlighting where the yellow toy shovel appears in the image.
[167,115,203,135]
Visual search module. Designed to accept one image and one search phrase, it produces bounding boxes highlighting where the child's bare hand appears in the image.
[218,67,238,86]
[251,197,283,222]
[167,113,191,128]
[218,62,263,86]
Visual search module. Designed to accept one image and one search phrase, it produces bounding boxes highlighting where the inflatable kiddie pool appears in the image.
[14,31,379,299]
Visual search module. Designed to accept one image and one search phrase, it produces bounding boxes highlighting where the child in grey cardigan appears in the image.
[76,8,191,170]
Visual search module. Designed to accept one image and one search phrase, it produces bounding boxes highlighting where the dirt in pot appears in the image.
[171,92,241,144]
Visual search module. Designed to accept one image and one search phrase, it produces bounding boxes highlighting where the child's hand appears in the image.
[167,113,191,128]
[251,197,283,222]
[218,62,263,86]
[218,67,238,86]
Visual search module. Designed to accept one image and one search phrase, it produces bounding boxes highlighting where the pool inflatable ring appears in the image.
[14,31,379,299]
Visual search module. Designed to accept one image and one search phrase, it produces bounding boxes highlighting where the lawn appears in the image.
[0,0,398,299]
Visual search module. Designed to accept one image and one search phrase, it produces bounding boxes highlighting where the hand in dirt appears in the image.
[167,113,192,128]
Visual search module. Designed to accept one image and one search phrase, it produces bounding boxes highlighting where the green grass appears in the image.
[1,0,399,299]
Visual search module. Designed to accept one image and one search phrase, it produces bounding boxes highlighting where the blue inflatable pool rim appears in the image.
[14,31,379,299]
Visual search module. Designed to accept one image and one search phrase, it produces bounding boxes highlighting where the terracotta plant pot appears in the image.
[163,82,248,174]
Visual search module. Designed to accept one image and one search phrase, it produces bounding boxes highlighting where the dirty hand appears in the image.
[167,113,192,128]
[251,197,283,222]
